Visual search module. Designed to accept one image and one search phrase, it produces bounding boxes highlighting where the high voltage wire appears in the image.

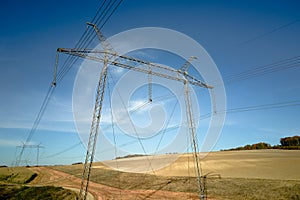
[39,54,300,161]
[42,60,300,159]
[194,55,300,95]
[96,99,300,154]
[56,0,123,83]
[223,100,300,114]
[45,97,300,160]
[19,1,298,164]
[55,0,109,82]
[38,69,172,160]
[108,69,157,175]
[98,0,123,30]
[55,2,109,81]
[239,19,299,45]
[15,0,123,166]
[224,56,300,84]
[198,100,300,120]
[15,85,54,166]
[15,4,298,198]
[41,141,83,159]
[34,90,300,193]
[107,69,123,197]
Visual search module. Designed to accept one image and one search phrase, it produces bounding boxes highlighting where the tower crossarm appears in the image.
[57,48,213,89]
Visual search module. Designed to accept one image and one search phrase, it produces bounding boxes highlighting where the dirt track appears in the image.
[29,166,199,200]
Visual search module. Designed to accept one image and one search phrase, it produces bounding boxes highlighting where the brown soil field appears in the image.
[158,149,300,180]
[102,149,300,180]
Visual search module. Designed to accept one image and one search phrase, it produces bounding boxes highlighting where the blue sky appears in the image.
[0,0,300,166]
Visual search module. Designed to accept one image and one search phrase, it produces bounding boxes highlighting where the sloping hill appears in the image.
[50,150,300,200]
[156,149,300,180]
[6,150,299,200]
[0,167,77,200]
[102,149,300,180]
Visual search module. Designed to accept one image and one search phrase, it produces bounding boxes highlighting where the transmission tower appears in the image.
[16,143,44,166]
[56,22,213,200]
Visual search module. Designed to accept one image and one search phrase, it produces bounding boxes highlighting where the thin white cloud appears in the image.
[126,50,157,61]
[224,118,237,126]
[110,66,125,75]
[0,139,21,147]
[0,139,36,147]
[128,99,151,113]
[0,120,76,133]
[49,95,73,113]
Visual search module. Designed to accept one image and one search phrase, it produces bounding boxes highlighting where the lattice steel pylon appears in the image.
[78,52,108,199]
[16,143,44,166]
[57,22,213,200]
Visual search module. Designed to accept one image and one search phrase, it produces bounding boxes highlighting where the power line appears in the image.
[39,93,181,160]
[239,19,299,45]
[41,141,83,159]
[97,99,300,153]
[99,0,123,30]
[224,56,300,84]
[107,71,123,198]
[56,0,123,83]
[108,70,157,175]
[195,55,300,95]
[55,25,300,165]
[17,143,44,166]
[55,0,111,81]
[224,100,300,114]
[199,100,300,121]
[15,86,54,166]
[49,77,300,159]
[15,0,124,166]
[40,64,300,161]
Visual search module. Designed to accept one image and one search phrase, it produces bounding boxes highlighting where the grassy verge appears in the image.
[0,167,37,184]
[52,164,300,200]
[0,185,77,200]
[0,167,77,199]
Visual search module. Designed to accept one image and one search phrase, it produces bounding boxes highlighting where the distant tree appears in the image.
[280,136,300,147]
[223,135,300,151]
[226,142,271,151]
[255,142,271,149]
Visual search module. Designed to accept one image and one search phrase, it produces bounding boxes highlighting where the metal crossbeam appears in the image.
[57,48,213,89]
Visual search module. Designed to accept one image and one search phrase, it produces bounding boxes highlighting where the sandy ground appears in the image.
[101,150,300,180]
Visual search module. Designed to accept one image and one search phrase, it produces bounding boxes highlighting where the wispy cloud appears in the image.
[49,95,73,113]
[126,50,158,61]
[0,120,76,133]
[0,138,36,147]
[128,99,151,113]
[224,118,237,126]
[110,66,125,75]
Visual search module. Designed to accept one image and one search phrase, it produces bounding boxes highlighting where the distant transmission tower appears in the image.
[16,143,44,166]
[56,22,214,200]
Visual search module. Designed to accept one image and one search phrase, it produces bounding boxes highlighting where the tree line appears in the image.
[223,135,300,151]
